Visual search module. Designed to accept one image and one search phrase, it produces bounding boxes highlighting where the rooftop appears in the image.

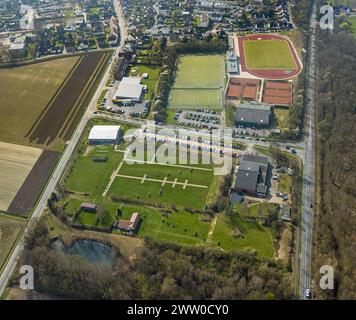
[88,125,121,141]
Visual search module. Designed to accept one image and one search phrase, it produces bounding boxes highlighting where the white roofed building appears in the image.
[88,125,122,145]
[114,77,144,102]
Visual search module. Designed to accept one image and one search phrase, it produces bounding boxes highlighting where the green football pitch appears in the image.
[243,40,297,70]
[168,54,224,110]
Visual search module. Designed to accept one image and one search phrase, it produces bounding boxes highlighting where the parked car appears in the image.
[305,289,312,299]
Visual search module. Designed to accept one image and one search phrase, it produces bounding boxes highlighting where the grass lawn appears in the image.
[0,214,26,271]
[348,16,356,37]
[235,202,279,218]
[0,56,79,145]
[168,54,224,110]
[274,107,290,130]
[117,204,210,245]
[128,64,160,100]
[212,213,274,258]
[243,40,296,70]
[279,174,292,193]
[65,146,124,200]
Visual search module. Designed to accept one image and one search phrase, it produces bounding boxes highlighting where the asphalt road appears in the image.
[299,1,317,300]
[0,0,127,297]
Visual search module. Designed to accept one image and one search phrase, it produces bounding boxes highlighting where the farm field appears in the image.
[29,51,112,146]
[0,56,79,146]
[243,40,296,70]
[0,214,26,271]
[0,142,42,212]
[168,54,224,110]
[212,213,274,258]
[8,150,59,216]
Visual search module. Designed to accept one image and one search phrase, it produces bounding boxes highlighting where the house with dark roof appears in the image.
[234,154,270,197]
[234,103,272,128]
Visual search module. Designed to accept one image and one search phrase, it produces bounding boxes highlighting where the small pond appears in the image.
[51,239,116,268]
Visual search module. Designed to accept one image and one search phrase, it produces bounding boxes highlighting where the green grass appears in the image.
[235,202,279,218]
[274,107,290,130]
[0,213,26,271]
[243,40,296,70]
[118,204,211,245]
[279,174,292,193]
[348,16,356,37]
[65,146,124,201]
[212,213,274,258]
[168,89,221,109]
[0,56,79,145]
[168,54,224,110]
[128,64,160,101]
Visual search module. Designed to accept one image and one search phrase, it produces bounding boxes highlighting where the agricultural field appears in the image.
[168,54,224,110]
[29,51,112,146]
[0,56,79,146]
[0,142,42,212]
[0,214,26,271]
[243,40,297,70]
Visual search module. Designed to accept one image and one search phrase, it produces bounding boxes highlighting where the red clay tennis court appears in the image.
[262,80,293,106]
[226,78,261,101]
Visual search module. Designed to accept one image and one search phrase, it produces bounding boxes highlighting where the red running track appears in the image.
[238,34,302,80]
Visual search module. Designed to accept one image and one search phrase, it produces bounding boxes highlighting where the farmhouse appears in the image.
[114,77,144,102]
[235,103,272,128]
[234,154,270,197]
[117,212,140,233]
[88,125,122,145]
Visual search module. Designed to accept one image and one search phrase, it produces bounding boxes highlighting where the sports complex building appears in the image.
[234,103,272,128]
[114,77,145,102]
[88,125,122,145]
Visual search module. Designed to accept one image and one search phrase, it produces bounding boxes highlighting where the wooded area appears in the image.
[314,24,356,299]
[11,219,293,300]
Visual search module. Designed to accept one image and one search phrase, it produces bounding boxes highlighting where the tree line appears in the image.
[10,218,294,300]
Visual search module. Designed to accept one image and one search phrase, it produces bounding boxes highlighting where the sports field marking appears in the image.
[102,161,124,197]
[162,177,167,186]
[141,174,147,184]
[116,174,208,189]
[172,178,178,188]
[124,158,213,171]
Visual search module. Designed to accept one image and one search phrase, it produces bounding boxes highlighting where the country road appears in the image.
[299,1,317,300]
[0,0,127,297]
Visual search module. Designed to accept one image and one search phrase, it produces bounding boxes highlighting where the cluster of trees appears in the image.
[13,220,293,300]
[291,0,312,32]
[314,25,356,299]
[153,38,227,122]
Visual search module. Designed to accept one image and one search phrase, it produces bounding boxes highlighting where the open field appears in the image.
[7,150,59,216]
[244,40,296,70]
[168,54,223,109]
[274,107,290,130]
[0,214,26,271]
[0,56,79,146]
[28,52,111,146]
[212,213,274,258]
[0,142,42,212]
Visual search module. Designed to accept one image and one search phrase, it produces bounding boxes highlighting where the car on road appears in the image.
[272,175,279,181]
[305,289,312,299]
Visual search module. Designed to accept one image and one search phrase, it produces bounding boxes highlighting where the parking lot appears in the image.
[172,109,221,130]
[98,80,150,118]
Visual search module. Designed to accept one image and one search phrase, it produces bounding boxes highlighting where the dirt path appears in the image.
[207,215,218,242]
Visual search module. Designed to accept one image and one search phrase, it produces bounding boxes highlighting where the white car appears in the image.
[305,289,312,299]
